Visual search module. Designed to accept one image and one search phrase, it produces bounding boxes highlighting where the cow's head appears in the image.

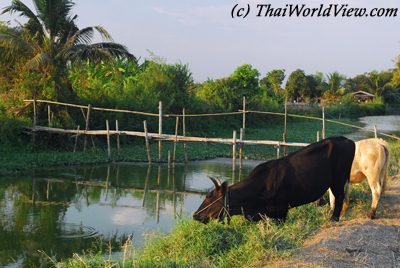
[193,176,229,224]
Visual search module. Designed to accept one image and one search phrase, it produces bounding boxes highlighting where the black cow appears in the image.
[193,136,355,223]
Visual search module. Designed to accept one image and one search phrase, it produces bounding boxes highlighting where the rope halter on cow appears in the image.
[192,195,223,216]
[193,176,231,223]
[219,188,231,223]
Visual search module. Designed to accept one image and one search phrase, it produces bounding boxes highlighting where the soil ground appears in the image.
[270,177,400,268]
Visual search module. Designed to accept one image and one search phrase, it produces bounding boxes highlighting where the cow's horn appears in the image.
[215,176,222,186]
[208,176,221,188]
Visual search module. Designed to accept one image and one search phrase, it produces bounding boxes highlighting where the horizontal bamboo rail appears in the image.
[26,126,309,147]
[244,110,400,141]
[24,99,158,117]
[165,111,243,117]
[24,99,241,118]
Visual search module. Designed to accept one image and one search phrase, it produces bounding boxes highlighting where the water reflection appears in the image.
[0,159,258,267]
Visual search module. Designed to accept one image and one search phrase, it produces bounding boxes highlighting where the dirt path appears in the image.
[271,178,400,268]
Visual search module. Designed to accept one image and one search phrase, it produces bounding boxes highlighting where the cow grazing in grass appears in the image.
[193,137,355,223]
[329,138,390,219]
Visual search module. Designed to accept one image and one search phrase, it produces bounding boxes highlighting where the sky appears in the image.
[1,0,400,82]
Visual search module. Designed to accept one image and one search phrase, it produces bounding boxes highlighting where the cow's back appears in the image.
[350,138,389,184]
[283,136,355,206]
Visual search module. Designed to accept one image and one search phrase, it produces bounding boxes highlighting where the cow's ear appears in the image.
[220,181,229,194]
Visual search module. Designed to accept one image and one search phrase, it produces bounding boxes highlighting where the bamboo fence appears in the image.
[23,99,400,166]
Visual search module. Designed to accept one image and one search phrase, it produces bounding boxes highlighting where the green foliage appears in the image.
[195,64,260,111]
[0,0,134,103]
[0,114,29,146]
[285,69,310,102]
[260,69,286,103]
[327,95,386,118]
[326,72,346,95]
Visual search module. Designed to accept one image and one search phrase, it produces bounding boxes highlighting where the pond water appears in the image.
[0,159,260,267]
[345,115,400,141]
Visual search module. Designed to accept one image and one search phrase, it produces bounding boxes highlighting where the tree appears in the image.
[369,70,392,96]
[0,0,135,101]
[195,64,261,111]
[285,69,310,101]
[392,56,400,88]
[326,72,346,95]
[261,69,285,96]
[228,64,260,109]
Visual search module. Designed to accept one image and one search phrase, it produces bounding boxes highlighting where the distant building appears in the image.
[351,90,375,102]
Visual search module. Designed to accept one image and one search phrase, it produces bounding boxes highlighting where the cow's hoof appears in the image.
[330,216,339,222]
[368,211,376,219]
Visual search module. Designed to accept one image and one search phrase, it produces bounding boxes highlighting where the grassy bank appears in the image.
[0,118,360,176]
[55,179,397,268]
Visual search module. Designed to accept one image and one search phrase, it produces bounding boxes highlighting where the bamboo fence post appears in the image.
[47,105,51,126]
[317,131,320,142]
[143,120,151,164]
[32,98,37,145]
[158,101,163,161]
[183,108,188,163]
[32,179,36,205]
[33,98,37,128]
[276,142,281,159]
[232,130,237,172]
[322,105,326,140]
[168,150,171,169]
[242,96,246,130]
[46,180,50,200]
[239,128,244,169]
[173,116,179,165]
[106,120,111,160]
[116,120,120,152]
[73,125,80,153]
[283,100,288,156]
[84,104,91,152]
[374,125,378,138]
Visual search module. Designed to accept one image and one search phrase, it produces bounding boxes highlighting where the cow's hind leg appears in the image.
[342,181,350,215]
[328,188,335,211]
[367,177,382,219]
[330,186,345,222]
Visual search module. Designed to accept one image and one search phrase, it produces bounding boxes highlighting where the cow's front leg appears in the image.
[276,210,288,224]
[265,204,288,223]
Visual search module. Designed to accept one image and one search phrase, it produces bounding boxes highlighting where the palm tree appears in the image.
[326,72,345,95]
[0,0,135,100]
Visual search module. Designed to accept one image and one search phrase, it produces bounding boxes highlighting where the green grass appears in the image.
[56,181,381,268]
[57,203,331,268]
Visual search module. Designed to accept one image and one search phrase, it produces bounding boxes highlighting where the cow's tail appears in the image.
[379,140,390,195]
